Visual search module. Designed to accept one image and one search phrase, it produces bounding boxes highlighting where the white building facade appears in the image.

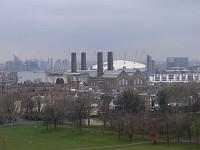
[149,73,200,83]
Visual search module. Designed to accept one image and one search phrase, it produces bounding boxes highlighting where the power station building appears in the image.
[67,52,147,91]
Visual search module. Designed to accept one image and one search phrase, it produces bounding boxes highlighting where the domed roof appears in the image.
[92,60,146,70]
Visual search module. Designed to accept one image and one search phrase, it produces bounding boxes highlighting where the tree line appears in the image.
[0,82,200,145]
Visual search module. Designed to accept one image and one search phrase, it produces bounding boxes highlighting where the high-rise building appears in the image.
[62,59,68,70]
[26,59,39,71]
[14,54,19,61]
[54,59,62,70]
[146,55,156,75]
[4,61,14,72]
[13,54,22,71]
[167,57,189,70]
[4,54,22,72]
[48,58,54,70]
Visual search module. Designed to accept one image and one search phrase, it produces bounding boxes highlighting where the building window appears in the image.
[188,74,193,82]
[155,75,160,81]
[119,80,122,85]
[125,80,128,85]
[176,75,180,81]
[161,75,166,81]
[137,78,140,84]
[182,75,186,81]
[140,79,143,85]
[122,78,125,85]
[195,75,199,81]
[168,75,174,81]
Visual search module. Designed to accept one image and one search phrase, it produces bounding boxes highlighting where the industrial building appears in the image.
[67,52,147,91]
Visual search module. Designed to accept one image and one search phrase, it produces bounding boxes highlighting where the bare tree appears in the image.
[110,110,124,140]
[124,114,136,141]
[147,112,160,144]
[43,94,68,130]
[99,94,112,132]
[190,114,200,147]
[117,88,144,113]
[0,92,20,125]
[70,93,88,132]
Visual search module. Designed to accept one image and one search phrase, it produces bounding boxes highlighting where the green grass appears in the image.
[103,143,198,150]
[0,124,198,150]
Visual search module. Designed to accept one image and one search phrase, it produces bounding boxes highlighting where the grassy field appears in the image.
[0,124,198,150]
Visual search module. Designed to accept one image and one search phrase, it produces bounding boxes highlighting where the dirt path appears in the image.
[65,142,151,150]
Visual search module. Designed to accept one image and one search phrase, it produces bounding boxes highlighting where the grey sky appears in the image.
[0,0,200,63]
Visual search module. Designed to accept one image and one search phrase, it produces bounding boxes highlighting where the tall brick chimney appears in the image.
[81,52,87,70]
[97,52,103,77]
[107,51,113,70]
[71,52,77,73]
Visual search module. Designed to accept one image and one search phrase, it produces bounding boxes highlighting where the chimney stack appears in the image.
[107,51,113,70]
[71,52,77,73]
[97,52,103,77]
[81,52,87,70]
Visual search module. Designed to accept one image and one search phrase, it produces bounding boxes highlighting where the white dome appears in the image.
[92,60,146,70]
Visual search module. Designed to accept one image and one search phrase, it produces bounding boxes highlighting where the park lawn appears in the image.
[0,124,198,150]
[103,143,198,150]
[0,124,145,150]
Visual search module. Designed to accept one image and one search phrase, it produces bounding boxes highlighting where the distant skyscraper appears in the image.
[146,55,156,75]
[14,54,19,61]
[13,53,22,71]
[54,59,62,70]
[62,59,68,70]
[26,59,39,71]
[167,57,189,69]
[4,61,14,72]
[48,58,54,70]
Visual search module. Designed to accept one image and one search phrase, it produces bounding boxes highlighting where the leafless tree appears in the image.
[110,110,124,140]
[99,94,112,132]
[147,112,160,144]
[124,114,136,141]
[0,92,20,125]
[70,93,88,132]
[190,114,200,147]
[43,94,68,130]
[117,88,144,113]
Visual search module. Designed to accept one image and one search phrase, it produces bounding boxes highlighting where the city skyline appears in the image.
[0,0,200,63]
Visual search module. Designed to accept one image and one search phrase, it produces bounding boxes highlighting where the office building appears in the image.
[167,57,188,70]
[146,55,156,75]
[26,59,39,71]
[48,58,54,70]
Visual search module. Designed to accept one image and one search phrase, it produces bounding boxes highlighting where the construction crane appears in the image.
[139,50,145,63]
[123,50,126,68]
[133,50,138,64]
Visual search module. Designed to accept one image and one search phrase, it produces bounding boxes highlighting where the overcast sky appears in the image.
[0,0,200,63]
